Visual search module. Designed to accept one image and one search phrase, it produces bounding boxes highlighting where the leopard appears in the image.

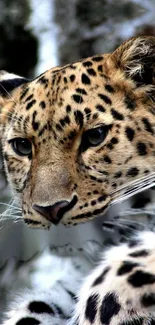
[1,36,155,324]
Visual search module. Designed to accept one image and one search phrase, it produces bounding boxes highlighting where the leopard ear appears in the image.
[111,36,155,85]
[0,70,28,97]
[0,71,28,133]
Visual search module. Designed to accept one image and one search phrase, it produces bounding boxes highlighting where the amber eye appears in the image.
[81,125,111,152]
[9,138,32,157]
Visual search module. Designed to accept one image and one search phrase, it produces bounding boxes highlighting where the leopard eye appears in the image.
[81,125,111,152]
[9,138,32,157]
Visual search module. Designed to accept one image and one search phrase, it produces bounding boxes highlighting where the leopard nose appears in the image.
[33,201,70,225]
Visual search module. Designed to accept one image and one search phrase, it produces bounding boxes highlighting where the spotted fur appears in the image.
[1,36,155,324]
[72,231,155,325]
[0,36,155,229]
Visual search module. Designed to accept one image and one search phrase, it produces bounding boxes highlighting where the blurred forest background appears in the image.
[0,0,155,283]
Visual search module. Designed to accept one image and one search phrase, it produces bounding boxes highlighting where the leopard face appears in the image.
[0,36,155,229]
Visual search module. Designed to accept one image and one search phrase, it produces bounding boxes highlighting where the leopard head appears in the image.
[0,36,155,229]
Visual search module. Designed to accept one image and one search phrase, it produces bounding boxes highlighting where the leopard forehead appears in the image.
[8,54,139,142]
[2,36,155,229]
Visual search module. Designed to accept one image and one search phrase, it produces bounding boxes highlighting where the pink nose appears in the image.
[33,201,69,224]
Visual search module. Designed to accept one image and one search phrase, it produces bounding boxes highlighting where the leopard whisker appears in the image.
[13,218,23,223]
[109,172,155,206]
[0,202,22,210]
[114,217,148,228]
[102,220,139,232]
[0,215,22,221]
[110,183,155,206]
[111,172,155,195]
[118,208,155,217]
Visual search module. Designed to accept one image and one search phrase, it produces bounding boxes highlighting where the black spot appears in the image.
[72,94,83,104]
[66,105,71,113]
[129,250,149,257]
[124,96,136,111]
[92,267,110,286]
[111,137,118,144]
[26,99,36,110]
[126,167,139,177]
[111,108,124,120]
[60,116,70,127]
[37,76,48,84]
[104,155,112,164]
[57,75,61,84]
[91,200,96,206]
[128,270,155,287]
[25,94,34,102]
[137,142,147,156]
[81,73,91,85]
[92,56,103,61]
[107,143,113,150]
[39,101,46,109]
[28,301,54,314]
[64,115,70,124]
[76,87,87,95]
[98,94,112,105]
[20,87,29,100]
[114,171,122,178]
[74,110,84,128]
[98,194,107,202]
[96,104,106,113]
[85,294,99,323]
[141,293,155,307]
[87,68,96,76]
[117,261,139,276]
[68,130,76,140]
[105,84,115,93]
[125,126,135,141]
[60,119,65,127]
[98,65,103,72]
[70,74,75,82]
[142,117,154,135]
[72,203,109,220]
[16,317,40,325]
[93,113,98,119]
[83,60,93,67]
[24,219,42,226]
[90,175,97,181]
[84,108,91,120]
[100,292,120,325]
[32,111,39,131]
[70,64,76,70]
